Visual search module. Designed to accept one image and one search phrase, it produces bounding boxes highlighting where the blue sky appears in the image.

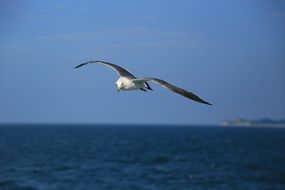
[0,0,285,125]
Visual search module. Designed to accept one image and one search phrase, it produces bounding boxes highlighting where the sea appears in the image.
[0,124,284,190]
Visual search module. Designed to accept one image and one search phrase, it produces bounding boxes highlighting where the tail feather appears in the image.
[144,82,153,91]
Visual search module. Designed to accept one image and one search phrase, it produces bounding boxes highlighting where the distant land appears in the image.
[222,118,285,127]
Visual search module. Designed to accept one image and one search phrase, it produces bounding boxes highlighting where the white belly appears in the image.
[117,77,145,91]
[123,81,145,91]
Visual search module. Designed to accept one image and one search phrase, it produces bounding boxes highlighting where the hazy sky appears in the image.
[1,0,284,125]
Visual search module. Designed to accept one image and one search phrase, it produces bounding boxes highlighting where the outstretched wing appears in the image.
[132,77,212,105]
[74,60,136,79]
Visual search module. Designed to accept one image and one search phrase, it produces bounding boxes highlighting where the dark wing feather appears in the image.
[133,77,212,105]
[74,62,89,68]
[74,60,136,79]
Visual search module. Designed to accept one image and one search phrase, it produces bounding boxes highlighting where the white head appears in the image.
[116,79,124,91]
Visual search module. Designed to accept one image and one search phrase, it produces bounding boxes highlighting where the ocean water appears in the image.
[0,125,284,190]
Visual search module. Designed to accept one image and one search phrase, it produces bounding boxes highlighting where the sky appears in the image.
[0,0,285,125]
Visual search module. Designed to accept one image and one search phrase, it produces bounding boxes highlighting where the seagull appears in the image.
[74,60,212,105]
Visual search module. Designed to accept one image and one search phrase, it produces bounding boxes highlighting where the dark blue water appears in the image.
[0,125,284,190]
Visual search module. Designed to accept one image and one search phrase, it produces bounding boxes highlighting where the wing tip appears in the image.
[204,102,212,105]
[74,60,105,69]
[74,64,82,69]
[199,99,212,105]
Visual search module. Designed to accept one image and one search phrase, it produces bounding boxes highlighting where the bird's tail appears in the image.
[144,82,153,91]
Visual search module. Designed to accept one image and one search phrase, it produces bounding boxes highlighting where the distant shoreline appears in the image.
[222,118,285,128]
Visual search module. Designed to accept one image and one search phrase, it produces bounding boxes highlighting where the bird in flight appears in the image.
[74,60,212,105]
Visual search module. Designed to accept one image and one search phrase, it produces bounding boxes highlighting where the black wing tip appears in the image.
[74,64,83,69]
[73,61,95,69]
[204,101,212,105]
[198,99,212,105]
[74,60,107,69]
